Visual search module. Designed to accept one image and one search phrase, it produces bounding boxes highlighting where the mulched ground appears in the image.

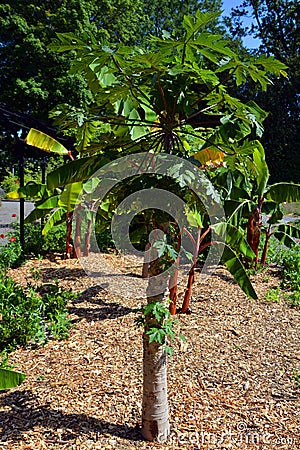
[0,253,299,449]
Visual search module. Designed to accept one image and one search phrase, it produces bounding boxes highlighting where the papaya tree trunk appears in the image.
[142,311,170,442]
[142,235,170,443]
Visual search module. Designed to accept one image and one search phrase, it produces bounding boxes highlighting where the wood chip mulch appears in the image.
[0,253,299,449]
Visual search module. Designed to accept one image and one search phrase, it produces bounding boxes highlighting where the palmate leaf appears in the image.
[25,129,69,155]
[265,183,300,204]
[213,242,257,300]
[0,368,25,390]
[49,32,93,53]
[182,11,223,41]
[254,55,288,77]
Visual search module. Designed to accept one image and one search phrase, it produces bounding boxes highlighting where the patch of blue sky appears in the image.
[221,0,261,49]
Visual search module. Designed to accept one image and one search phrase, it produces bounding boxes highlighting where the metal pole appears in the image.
[40,157,47,233]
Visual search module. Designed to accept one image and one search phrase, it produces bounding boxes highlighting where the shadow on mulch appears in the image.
[69,286,139,323]
[0,390,142,444]
[41,267,87,283]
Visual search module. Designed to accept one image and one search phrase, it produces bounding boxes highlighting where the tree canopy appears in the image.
[225,0,300,182]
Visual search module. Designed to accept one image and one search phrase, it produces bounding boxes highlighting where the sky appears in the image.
[221,0,261,49]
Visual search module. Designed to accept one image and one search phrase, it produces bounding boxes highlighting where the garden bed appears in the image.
[0,254,299,449]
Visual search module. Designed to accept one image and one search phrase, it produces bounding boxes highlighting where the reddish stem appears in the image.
[65,212,74,259]
[169,256,180,315]
[83,218,92,257]
[180,227,201,314]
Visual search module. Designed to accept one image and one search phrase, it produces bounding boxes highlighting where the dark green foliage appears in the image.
[225,0,300,182]
[282,244,300,294]
[0,274,43,351]
[23,222,66,255]
[0,234,23,269]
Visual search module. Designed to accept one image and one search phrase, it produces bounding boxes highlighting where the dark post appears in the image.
[17,139,25,249]
[40,156,47,232]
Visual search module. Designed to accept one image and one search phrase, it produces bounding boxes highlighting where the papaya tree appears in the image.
[31,11,288,442]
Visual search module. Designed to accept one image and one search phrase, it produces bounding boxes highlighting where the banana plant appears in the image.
[226,145,300,265]
[19,129,86,257]
[196,139,300,265]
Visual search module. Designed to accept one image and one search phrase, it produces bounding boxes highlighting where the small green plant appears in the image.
[0,274,44,351]
[264,287,281,303]
[136,301,186,356]
[0,350,14,370]
[23,222,66,255]
[284,291,300,308]
[293,368,300,388]
[39,282,76,340]
[30,267,42,281]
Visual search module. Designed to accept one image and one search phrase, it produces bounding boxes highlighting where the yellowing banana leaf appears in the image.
[192,147,224,168]
[7,190,26,199]
[25,128,69,155]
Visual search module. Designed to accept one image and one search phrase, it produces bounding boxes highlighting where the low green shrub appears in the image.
[282,245,300,292]
[0,233,23,269]
[23,222,66,255]
[0,273,76,352]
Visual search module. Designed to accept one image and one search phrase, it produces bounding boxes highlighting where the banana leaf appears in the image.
[0,368,25,390]
[25,128,69,155]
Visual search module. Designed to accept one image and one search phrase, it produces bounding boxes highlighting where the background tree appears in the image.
[0,0,223,182]
[224,0,300,183]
